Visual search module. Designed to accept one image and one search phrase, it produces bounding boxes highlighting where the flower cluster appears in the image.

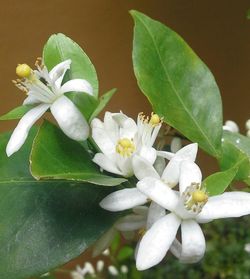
[5,59,250,273]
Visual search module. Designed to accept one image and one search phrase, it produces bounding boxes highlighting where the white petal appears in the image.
[49,59,71,87]
[137,177,179,212]
[153,156,166,176]
[23,94,41,105]
[92,153,122,175]
[50,95,89,141]
[132,206,149,216]
[179,220,205,263]
[103,112,119,143]
[161,158,181,187]
[91,118,104,129]
[6,104,49,157]
[223,120,239,133]
[60,79,93,96]
[139,146,157,165]
[179,161,202,194]
[132,155,160,180]
[91,126,115,155]
[112,113,138,139]
[147,202,166,229]
[92,227,116,257]
[175,143,198,161]
[100,188,148,212]
[196,192,250,222]
[136,213,181,270]
[115,214,146,231]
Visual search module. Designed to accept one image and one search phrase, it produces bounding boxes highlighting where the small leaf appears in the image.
[30,120,126,186]
[202,167,238,196]
[131,10,223,158]
[90,88,117,121]
[0,129,120,279]
[0,105,33,120]
[220,131,250,181]
[43,33,98,97]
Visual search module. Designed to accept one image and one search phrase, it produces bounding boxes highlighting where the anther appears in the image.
[16,64,32,78]
[149,113,161,126]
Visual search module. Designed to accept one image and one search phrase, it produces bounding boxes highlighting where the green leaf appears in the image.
[89,88,117,121]
[220,131,250,181]
[131,10,223,158]
[43,33,98,97]
[66,91,99,120]
[0,105,33,120]
[202,167,238,196]
[0,129,119,279]
[30,121,126,186]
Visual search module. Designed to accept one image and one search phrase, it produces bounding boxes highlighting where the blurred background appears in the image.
[1,0,250,278]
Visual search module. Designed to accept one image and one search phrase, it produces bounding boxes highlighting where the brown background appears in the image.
[0,0,250,278]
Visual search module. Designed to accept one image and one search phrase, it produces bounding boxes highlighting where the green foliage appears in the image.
[202,167,238,196]
[220,131,250,181]
[0,130,120,279]
[30,121,127,186]
[0,105,34,120]
[131,10,223,158]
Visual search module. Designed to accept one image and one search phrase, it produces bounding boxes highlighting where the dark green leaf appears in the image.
[131,10,223,158]
[0,105,33,120]
[43,33,98,97]
[90,88,117,121]
[220,131,250,181]
[30,121,126,186]
[202,167,238,196]
[117,246,134,262]
[0,129,119,279]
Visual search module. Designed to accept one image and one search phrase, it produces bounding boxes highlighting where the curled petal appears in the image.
[112,112,138,139]
[60,79,93,96]
[171,220,205,263]
[136,213,181,270]
[179,161,202,194]
[50,95,89,141]
[49,59,71,88]
[175,143,198,161]
[132,155,160,181]
[23,94,41,105]
[161,158,181,187]
[92,153,122,176]
[139,146,157,165]
[196,192,250,222]
[6,104,49,157]
[100,188,148,212]
[137,177,179,212]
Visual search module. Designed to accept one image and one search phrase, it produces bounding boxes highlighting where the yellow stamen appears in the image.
[192,190,208,203]
[16,64,32,78]
[116,138,135,157]
[149,113,161,126]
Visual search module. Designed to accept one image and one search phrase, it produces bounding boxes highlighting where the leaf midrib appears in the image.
[135,14,220,157]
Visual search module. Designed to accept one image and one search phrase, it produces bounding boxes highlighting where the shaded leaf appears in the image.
[30,121,126,186]
[0,105,33,120]
[0,129,120,279]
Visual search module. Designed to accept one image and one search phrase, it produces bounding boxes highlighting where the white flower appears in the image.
[91,112,162,177]
[7,59,93,156]
[135,160,250,270]
[223,120,239,133]
[99,143,198,212]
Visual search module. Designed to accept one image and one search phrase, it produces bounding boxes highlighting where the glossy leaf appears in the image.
[0,105,33,120]
[220,131,250,181]
[131,10,223,158]
[202,167,238,196]
[90,88,117,121]
[0,129,120,279]
[43,33,98,97]
[30,121,126,186]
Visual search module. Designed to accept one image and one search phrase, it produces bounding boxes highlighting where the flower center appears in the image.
[183,182,208,214]
[16,64,32,78]
[116,138,135,157]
